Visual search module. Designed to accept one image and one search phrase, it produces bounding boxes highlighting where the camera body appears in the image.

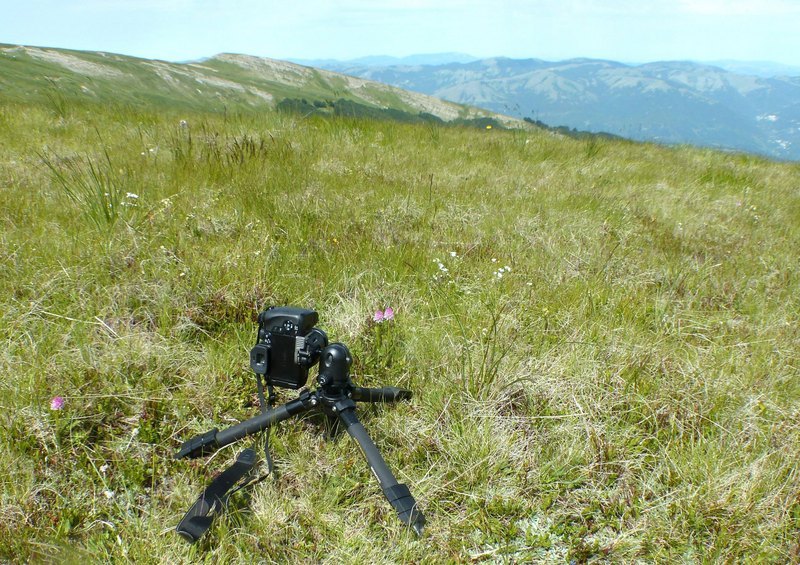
[249,306,328,389]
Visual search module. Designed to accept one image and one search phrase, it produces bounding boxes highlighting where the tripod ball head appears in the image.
[317,343,352,390]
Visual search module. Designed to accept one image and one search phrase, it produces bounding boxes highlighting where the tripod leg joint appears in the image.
[175,428,219,459]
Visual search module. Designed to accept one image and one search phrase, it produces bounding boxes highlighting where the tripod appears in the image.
[175,342,426,539]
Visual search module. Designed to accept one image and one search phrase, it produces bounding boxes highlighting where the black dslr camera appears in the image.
[249,306,328,389]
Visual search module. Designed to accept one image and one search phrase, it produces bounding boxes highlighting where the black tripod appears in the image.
[175,342,425,540]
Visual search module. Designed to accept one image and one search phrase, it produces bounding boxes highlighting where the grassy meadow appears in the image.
[1,97,799,562]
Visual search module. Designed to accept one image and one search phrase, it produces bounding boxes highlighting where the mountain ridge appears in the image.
[0,44,518,127]
[314,56,800,160]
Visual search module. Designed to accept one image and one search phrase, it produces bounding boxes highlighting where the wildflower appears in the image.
[125,193,139,199]
[493,264,512,279]
[103,490,115,499]
[450,251,457,257]
[50,396,64,410]
[179,119,188,128]
[433,258,450,281]
[374,307,395,323]
[486,125,493,130]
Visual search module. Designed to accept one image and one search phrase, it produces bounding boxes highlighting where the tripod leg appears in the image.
[176,394,312,459]
[335,402,425,535]
[350,386,412,403]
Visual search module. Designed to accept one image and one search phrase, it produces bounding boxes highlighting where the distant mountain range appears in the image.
[706,60,800,78]
[291,52,480,68]
[311,56,800,160]
[4,44,800,160]
[302,55,800,79]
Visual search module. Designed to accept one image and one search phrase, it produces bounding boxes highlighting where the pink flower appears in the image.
[373,307,395,323]
[50,396,65,411]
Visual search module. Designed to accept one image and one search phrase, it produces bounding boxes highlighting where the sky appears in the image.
[2,0,800,66]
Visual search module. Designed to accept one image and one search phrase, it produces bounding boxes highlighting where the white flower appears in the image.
[104,490,115,499]
[100,464,109,474]
[450,251,457,257]
[125,192,139,199]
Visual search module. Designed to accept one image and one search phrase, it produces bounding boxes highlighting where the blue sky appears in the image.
[2,0,799,65]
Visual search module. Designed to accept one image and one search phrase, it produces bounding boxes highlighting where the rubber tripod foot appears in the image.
[385,483,425,535]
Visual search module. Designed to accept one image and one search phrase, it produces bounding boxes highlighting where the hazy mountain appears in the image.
[292,53,479,69]
[707,60,800,78]
[0,44,512,126]
[315,57,800,160]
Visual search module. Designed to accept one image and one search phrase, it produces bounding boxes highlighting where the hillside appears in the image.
[317,57,800,160]
[1,48,800,562]
[0,44,516,126]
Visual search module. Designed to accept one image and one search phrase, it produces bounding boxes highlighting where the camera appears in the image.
[249,306,328,389]
[177,306,425,541]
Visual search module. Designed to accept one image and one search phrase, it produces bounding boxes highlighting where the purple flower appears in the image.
[50,396,65,411]
[374,307,395,323]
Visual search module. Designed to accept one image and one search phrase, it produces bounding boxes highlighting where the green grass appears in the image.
[1,96,799,563]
